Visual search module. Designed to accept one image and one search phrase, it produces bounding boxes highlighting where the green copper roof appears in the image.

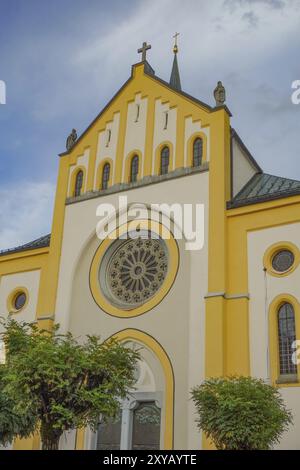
[228,173,300,208]
[0,234,51,257]
[170,53,182,91]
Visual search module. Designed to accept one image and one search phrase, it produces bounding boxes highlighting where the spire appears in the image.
[169,32,182,91]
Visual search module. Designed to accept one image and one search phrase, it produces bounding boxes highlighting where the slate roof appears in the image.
[228,173,300,209]
[170,53,182,91]
[0,234,51,257]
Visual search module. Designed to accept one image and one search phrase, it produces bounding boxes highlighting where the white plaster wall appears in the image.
[55,171,209,449]
[0,270,41,323]
[94,112,120,188]
[59,430,76,450]
[248,222,300,449]
[184,116,210,165]
[67,148,90,195]
[152,100,177,173]
[122,94,147,180]
[232,138,257,197]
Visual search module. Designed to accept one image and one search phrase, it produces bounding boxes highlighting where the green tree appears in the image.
[191,376,293,450]
[0,319,139,450]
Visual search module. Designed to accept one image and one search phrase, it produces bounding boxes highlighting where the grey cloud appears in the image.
[242,11,259,28]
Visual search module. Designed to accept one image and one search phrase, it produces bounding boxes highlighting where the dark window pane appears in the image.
[193,138,203,167]
[160,147,169,175]
[132,401,161,450]
[278,303,297,375]
[102,163,110,190]
[272,250,294,272]
[74,170,83,197]
[96,410,121,450]
[14,292,26,310]
[130,156,139,182]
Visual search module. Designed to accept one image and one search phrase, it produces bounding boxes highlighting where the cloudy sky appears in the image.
[0,0,300,250]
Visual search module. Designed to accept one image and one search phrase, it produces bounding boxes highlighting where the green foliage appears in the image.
[191,376,293,450]
[0,318,139,449]
[0,366,36,446]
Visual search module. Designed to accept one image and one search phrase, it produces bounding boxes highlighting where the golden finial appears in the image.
[173,32,179,54]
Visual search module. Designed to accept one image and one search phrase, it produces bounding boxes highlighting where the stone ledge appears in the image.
[66,162,209,205]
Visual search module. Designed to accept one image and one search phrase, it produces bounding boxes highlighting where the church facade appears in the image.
[1,42,300,450]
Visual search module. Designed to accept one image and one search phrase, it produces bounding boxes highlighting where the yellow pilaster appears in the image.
[143,96,155,176]
[36,156,69,318]
[175,108,184,169]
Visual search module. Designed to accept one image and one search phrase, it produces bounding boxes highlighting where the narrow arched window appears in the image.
[102,163,110,190]
[193,138,203,167]
[74,170,83,197]
[160,146,169,175]
[278,303,297,378]
[130,155,139,183]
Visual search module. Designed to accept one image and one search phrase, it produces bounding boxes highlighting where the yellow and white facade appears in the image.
[1,54,300,450]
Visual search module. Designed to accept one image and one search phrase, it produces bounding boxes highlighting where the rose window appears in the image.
[101,235,168,309]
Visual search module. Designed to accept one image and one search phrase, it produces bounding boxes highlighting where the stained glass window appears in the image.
[131,402,161,450]
[96,409,122,450]
[160,147,169,175]
[193,138,203,167]
[14,292,26,310]
[130,155,139,183]
[74,170,83,197]
[102,163,110,190]
[272,250,294,273]
[278,303,297,376]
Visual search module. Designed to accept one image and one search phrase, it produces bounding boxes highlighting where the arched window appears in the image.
[160,146,169,175]
[278,303,297,377]
[74,170,83,197]
[130,155,139,183]
[193,138,203,167]
[102,163,110,190]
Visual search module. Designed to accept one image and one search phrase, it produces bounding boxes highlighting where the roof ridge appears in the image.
[0,234,51,257]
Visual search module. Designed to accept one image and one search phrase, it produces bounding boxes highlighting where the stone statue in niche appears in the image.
[213,81,226,106]
[66,129,77,151]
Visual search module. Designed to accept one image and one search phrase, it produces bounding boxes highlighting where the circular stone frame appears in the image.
[89,220,179,318]
[263,241,300,277]
[7,287,29,314]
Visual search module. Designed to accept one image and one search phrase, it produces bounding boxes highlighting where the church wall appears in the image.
[248,222,300,449]
[94,112,120,188]
[184,116,210,165]
[231,137,257,197]
[67,148,90,197]
[54,171,209,449]
[0,269,41,323]
[122,94,148,180]
[152,100,177,174]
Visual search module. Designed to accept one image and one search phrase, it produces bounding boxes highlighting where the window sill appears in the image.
[276,374,298,385]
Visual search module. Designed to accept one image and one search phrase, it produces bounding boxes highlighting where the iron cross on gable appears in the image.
[137,41,151,62]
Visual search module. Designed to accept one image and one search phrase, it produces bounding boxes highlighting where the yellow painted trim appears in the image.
[154,141,174,175]
[124,150,142,183]
[89,220,179,318]
[0,252,48,276]
[175,108,184,169]
[75,428,85,450]
[263,241,300,277]
[13,432,40,450]
[36,156,70,319]
[205,110,232,382]
[111,328,174,450]
[68,166,86,198]
[269,294,300,386]
[95,157,114,190]
[186,131,208,167]
[114,107,128,184]
[143,98,155,177]
[7,286,29,314]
